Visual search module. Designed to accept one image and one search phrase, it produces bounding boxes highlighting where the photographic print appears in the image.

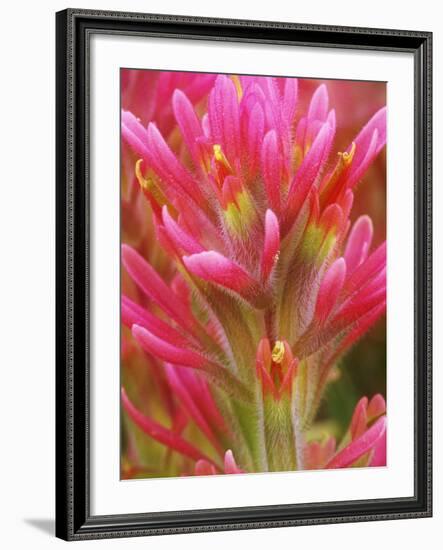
[56,10,432,539]
[120,70,387,480]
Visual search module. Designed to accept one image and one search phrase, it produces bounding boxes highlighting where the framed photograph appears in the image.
[55,9,432,541]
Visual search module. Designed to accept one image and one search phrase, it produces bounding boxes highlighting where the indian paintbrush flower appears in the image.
[121,73,387,477]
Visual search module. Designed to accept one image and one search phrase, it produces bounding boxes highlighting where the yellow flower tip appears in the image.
[271,340,285,364]
[135,159,149,189]
[213,144,231,170]
[231,75,243,100]
[339,141,356,166]
[213,144,223,161]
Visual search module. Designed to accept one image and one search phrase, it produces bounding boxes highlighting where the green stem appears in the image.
[263,395,297,472]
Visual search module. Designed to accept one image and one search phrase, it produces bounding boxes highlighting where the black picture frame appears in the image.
[55,8,432,541]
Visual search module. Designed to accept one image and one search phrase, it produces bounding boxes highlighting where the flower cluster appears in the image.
[121,71,386,477]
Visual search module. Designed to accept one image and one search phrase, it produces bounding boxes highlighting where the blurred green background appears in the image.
[316,319,386,441]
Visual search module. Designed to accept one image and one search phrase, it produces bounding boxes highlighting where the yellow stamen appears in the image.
[135,159,174,214]
[213,144,231,170]
[135,159,149,189]
[271,341,285,364]
[231,75,243,100]
[319,142,357,208]
[213,144,223,161]
[339,141,356,166]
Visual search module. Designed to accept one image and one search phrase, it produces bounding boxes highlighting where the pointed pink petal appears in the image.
[121,387,216,465]
[257,337,272,365]
[134,325,250,402]
[154,221,181,259]
[162,206,205,254]
[261,130,283,212]
[315,258,347,324]
[347,107,387,188]
[201,113,210,137]
[240,83,265,123]
[282,78,298,124]
[326,109,337,137]
[304,120,329,147]
[344,215,374,274]
[171,273,191,305]
[262,80,279,124]
[172,89,206,170]
[305,437,336,470]
[180,73,217,105]
[258,77,292,148]
[340,189,354,220]
[347,129,379,189]
[152,73,216,136]
[302,87,332,156]
[221,175,243,210]
[121,294,154,330]
[165,364,222,453]
[278,358,299,399]
[194,460,217,476]
[121,110,148,143]
[262,76,280,103]
[367,394,387,420]
[332,300,386,360]
[343,262,386,309]
[367,266,387,293]
[319,202,344,235]
[261,209,280,281]
[121,295,190,346]
[308,84,329,121]
[354,106,387,161]
[132,324,206,370]
[343,242,386,297]
[183,251,258,295]
[174,195,219,245]
[122,244,197,333]
[285,118,335,230]
[146,123,206,210]
[176,368,227,434]
[255,339,277,398]
[326,416,387,469]
[350,396,369,440]
[245,102,265,175]
[336,285,386,326]
[306,188,320,226]
[369,428,387,467]
[121,110,150,163]
[294,117,308,151]
[256,358,277,399]
[208,75,241,165]
[224,449,244,474]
